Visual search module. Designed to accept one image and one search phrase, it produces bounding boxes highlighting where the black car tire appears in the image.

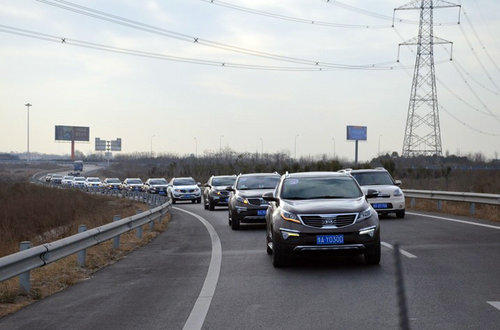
[231,214,240,230]
[364,243,381,265]
[192,199,196,204]
[197,198,201,204]
[208,200,215,211]
[171,198,176,204]
[396,210,405,218]
[203,198,209,210]
[272,242,288,268]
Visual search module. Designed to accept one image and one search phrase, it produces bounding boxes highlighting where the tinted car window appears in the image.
[128,179,142,184]
[150,179,167,185]
[236,176,280,190]
[280,176,363,199]
[351,172,393,185]
[173,178,196,186]
[107,178,120,183]
[212,177,236,186]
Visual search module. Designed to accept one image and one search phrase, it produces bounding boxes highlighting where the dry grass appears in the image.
[407,198,499,222]
[0,181,170,318]
[0,214,170,318]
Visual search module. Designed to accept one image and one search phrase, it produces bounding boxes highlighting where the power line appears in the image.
[0,24,333,71]
[34,0,401,70]
[200,0,391,29]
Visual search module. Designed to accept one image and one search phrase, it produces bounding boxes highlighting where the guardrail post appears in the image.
[410,198,416,208]
[77,225,87,266]
[470,202,476,217]
[148,205,155,231]
[19,241,32,293]
[113,215,121,249]
[136,210,143,239]
[437,200,442,211]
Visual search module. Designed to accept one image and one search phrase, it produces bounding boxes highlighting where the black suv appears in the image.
[263,171,380,267]
[203,175,236,210]
[227,173,280,230]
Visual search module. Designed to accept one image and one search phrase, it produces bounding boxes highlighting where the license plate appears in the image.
[257,209,267,216]
[316,235,344,245]
[372,203,388,209]
[184,194,192,199]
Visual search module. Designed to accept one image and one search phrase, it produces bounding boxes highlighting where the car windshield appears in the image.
[212,177,236,186]
[150,179,167,185]
[173,178,196,186]
[74,177,85,181]
[52,175,62,178]
[128,179,142,184]
[280,176,363,199]
[236,175,280,190]
[107,178,120,183]
[88,178,100,182]
[351,172,394,186]
[63,176,73,180]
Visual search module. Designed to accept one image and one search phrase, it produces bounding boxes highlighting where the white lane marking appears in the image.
[487,301,500,311]
[407,212,500,230]
[381,241,418,259]
[174,207,222,330]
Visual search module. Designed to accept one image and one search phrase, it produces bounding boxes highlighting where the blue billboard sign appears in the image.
[346,125,367,141]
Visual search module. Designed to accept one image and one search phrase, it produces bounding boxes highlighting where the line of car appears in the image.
[200,167,406,267]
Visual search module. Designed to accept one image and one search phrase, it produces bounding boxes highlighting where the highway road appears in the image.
[1,204,499,330]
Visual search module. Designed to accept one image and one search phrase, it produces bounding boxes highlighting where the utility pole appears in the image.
[394,0,460,157]
[24,103,32,161]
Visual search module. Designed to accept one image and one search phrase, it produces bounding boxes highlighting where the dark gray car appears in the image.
[263,171,380,267]
[227,173,280,230]
[203,175,236,210]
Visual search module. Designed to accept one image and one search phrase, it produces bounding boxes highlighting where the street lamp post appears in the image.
[24,103,32,161]
[219,135,224,153]
[260,137,263,156]
[378,134,383,155]
[332,137,336,159]
[150,134,155,157]
[294,134,299,159]
[194,137,198,157]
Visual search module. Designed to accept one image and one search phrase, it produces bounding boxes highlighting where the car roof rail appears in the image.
[375,167,386,170]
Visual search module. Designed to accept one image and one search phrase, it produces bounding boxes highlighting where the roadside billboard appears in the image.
[55,126,90,142]
[110,138,122,151]
[95,138,107,151]
[346,125,367,141]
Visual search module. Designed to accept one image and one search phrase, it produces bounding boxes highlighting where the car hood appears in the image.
[238,189,274,198]
[359,185,401,196]
[283,197,368,214]
[151,184,168,188]
[173,185,199,190]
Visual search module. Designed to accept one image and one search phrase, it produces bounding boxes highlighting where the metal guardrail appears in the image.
[0,188,171,285]
[403,189,500,205]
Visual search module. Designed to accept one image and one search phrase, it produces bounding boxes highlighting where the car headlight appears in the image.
[357,207,374,222]
[174,188,180,192]
[236,196,249,204]
[393,188,403,197]
[280,210,300,224]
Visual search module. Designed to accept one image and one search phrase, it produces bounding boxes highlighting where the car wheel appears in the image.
[228,210,232,226]
[197,198,201,204]
[231,214,240,230]
[208,200,215,211]
[192,199,196,204]
[203,197,209,210]
[272,242,288,268]
[364,243,381,265]
[396,210,405,218]
[171,197,176,204]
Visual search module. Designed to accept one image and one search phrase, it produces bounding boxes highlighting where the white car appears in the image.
[347,168,406,218]
[122,178,144,191]
[144,178,169,194]
[85,177,102,189]
[103,178,122,190]
[167,177,201,204]
[72,176,86,188]
[62,175,74,186]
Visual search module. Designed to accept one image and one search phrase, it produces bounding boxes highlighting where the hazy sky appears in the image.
[1,0,499,161]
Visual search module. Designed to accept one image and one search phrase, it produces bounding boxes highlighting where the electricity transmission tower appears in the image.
[394,0,460,157]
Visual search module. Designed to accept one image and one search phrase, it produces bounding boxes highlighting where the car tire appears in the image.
[171,197,176,204]
[197,198,201,204]
[364,243,381,265]
[396,210,405,218]
[192,199,196,204]
[272,242,288,268]
[203,198,209,210]
[208,200,215,211]
[231,214,240,230]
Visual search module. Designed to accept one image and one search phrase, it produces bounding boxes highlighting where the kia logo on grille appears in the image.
[323,218,336,225]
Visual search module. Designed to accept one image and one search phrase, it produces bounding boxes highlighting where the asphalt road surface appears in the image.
[1,203,499,330]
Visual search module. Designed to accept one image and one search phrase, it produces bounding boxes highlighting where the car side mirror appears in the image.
[204,183,211,188]
[226,186,235,192]
[394,180,402,186]
[262,191,279,204]
[366,189,379,199]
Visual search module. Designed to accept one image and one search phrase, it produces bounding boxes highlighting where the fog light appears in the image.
[280,229,300,240]
[359,226,376,237]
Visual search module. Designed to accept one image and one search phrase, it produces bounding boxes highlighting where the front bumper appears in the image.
[233,205,268,223]
[368,195,405,213]
[173,192,201,200]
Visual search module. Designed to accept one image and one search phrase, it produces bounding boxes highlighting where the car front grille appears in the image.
[247,198,267,206]
[299,214,357,228]
[180,189,196,193]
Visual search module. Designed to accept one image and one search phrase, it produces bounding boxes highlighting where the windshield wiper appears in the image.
[309,196,346,199]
